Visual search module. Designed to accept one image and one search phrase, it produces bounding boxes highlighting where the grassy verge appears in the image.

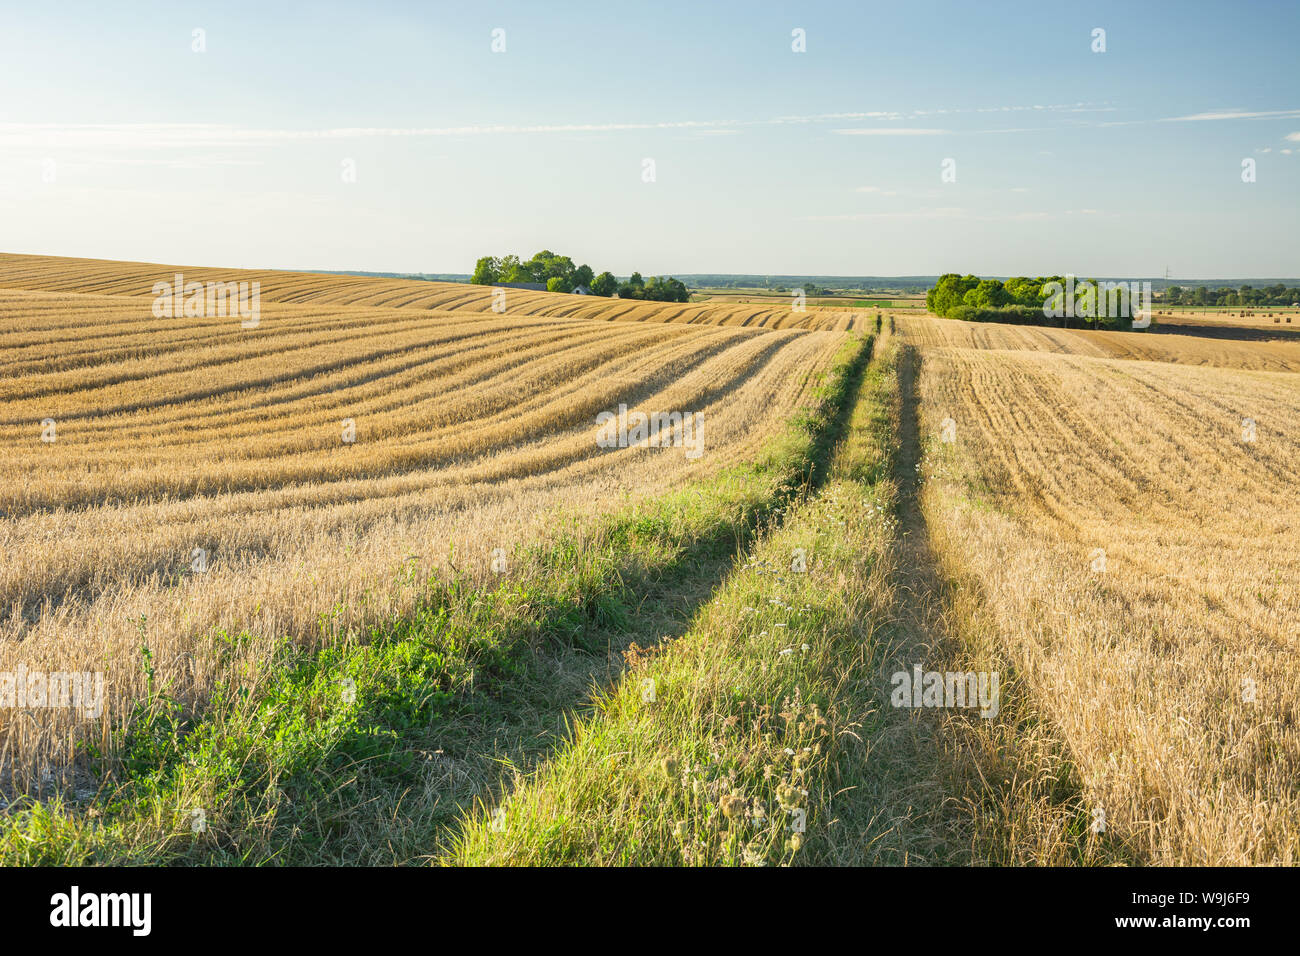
[448,336,902,866]
[0,333,874,866]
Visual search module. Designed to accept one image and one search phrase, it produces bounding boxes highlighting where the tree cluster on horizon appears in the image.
[1163,283,1300,307]
[927,273,1138,330]
[471,250,690,301]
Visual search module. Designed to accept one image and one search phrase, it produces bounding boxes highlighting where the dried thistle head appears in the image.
[720,792,746,821]
[776,781,802,811]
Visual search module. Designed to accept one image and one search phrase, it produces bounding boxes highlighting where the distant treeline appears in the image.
[927,273,1151,330]
[318,270,470,282]
[683,275,937,292]
[470,250,689,301]
[1163,284,1300,307]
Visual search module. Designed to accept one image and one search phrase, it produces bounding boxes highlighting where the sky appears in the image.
[1,0,1298,279]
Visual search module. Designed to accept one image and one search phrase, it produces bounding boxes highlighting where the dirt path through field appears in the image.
[836,344,975,862]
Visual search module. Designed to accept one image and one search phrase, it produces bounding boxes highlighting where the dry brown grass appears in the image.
[911,312,1300,371]
[898,314,1300,864]
[0,253,868,331]
[1152,308,1300,330]
[0,258,850,793]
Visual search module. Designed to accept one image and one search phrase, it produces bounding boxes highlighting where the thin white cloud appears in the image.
[969,126,1060,135]
[0,103,1128,154]
[1162,109,1300,122]
[1286,132,1300,141]
[0,114,917,151]
[912,103,1115,116]
[832,128,948,136]
[9,99,1260,160]
[802,207,1065,223]
[774,111,902,122]
[0,119,757,150]
[802,207,969,221]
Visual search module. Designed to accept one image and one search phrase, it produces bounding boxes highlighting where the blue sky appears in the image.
[1,0,1297,278]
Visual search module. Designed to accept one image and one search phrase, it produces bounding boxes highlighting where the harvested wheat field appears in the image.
[0,254,866,331]
[898,314,1300,864]
[903,311,1300,371]
[0,258,853,795]
[1153,309,1300,331]
[4,256,1296,872]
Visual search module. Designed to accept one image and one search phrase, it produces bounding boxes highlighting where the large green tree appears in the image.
[526,250,576,283]
[590,271,617,296]
[493,255,526,283]
[470,256,500,285]
[963,278,1009,309]
[642,276,689,302]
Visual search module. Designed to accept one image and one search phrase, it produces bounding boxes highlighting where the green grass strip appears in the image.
[0,332,873,866]
[447,343,902,865]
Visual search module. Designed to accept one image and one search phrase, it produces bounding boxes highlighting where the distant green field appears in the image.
[690,288,926,310]
[816,299,920,309]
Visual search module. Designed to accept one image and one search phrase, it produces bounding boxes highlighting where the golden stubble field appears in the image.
[5,252,1297,867]
[900,314,1300,864]
[0,254,869,331]
[0,256,854,792]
